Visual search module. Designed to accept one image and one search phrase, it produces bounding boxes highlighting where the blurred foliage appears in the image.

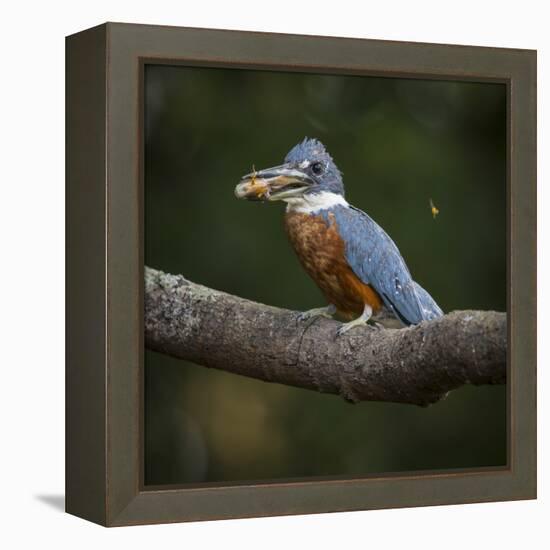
[144,65,507,486]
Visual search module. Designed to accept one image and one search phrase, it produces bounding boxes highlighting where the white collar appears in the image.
[284,191,349,214]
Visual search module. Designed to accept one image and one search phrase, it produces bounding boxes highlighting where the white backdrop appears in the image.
[0,0,546,547]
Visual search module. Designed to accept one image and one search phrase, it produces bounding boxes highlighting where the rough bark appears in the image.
[145,266,506,406]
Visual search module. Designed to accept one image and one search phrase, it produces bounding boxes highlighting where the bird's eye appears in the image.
[311,162,324,175]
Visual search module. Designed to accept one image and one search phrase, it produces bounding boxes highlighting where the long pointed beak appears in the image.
[235,164,314,201]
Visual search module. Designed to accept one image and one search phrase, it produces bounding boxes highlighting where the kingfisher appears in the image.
[235,138,443,335]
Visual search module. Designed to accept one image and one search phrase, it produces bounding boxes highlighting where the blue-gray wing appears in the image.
[413,281,443,321]
[326,205,440,325]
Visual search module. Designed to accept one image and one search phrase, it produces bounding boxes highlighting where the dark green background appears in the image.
[144,65,506,486]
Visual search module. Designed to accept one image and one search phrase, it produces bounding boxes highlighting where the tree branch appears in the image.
[145,266,506,406]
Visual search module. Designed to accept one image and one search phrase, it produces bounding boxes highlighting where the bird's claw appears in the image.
[336,321,382,337]
[297,306,336,322]
[298,311,330,322]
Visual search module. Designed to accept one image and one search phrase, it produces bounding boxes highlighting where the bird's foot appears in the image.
[336,305,381,336]
[298,304,336,322]
[336,319,368,336]
[336,320,383,336]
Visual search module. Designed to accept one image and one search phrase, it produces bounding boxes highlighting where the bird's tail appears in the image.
[413,281,443,322]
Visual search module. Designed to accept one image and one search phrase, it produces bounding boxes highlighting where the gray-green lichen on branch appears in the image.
[145,266,506,406]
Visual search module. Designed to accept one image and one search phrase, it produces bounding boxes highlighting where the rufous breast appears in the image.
[284,210,383,319]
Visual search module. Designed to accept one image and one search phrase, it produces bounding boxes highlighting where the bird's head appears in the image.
[235,138,344,203]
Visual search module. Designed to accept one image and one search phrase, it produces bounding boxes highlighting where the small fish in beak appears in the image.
[234,166,272,201]
[235,163,315,202]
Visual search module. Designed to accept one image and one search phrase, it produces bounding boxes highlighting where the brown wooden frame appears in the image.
[66,22,537,526]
